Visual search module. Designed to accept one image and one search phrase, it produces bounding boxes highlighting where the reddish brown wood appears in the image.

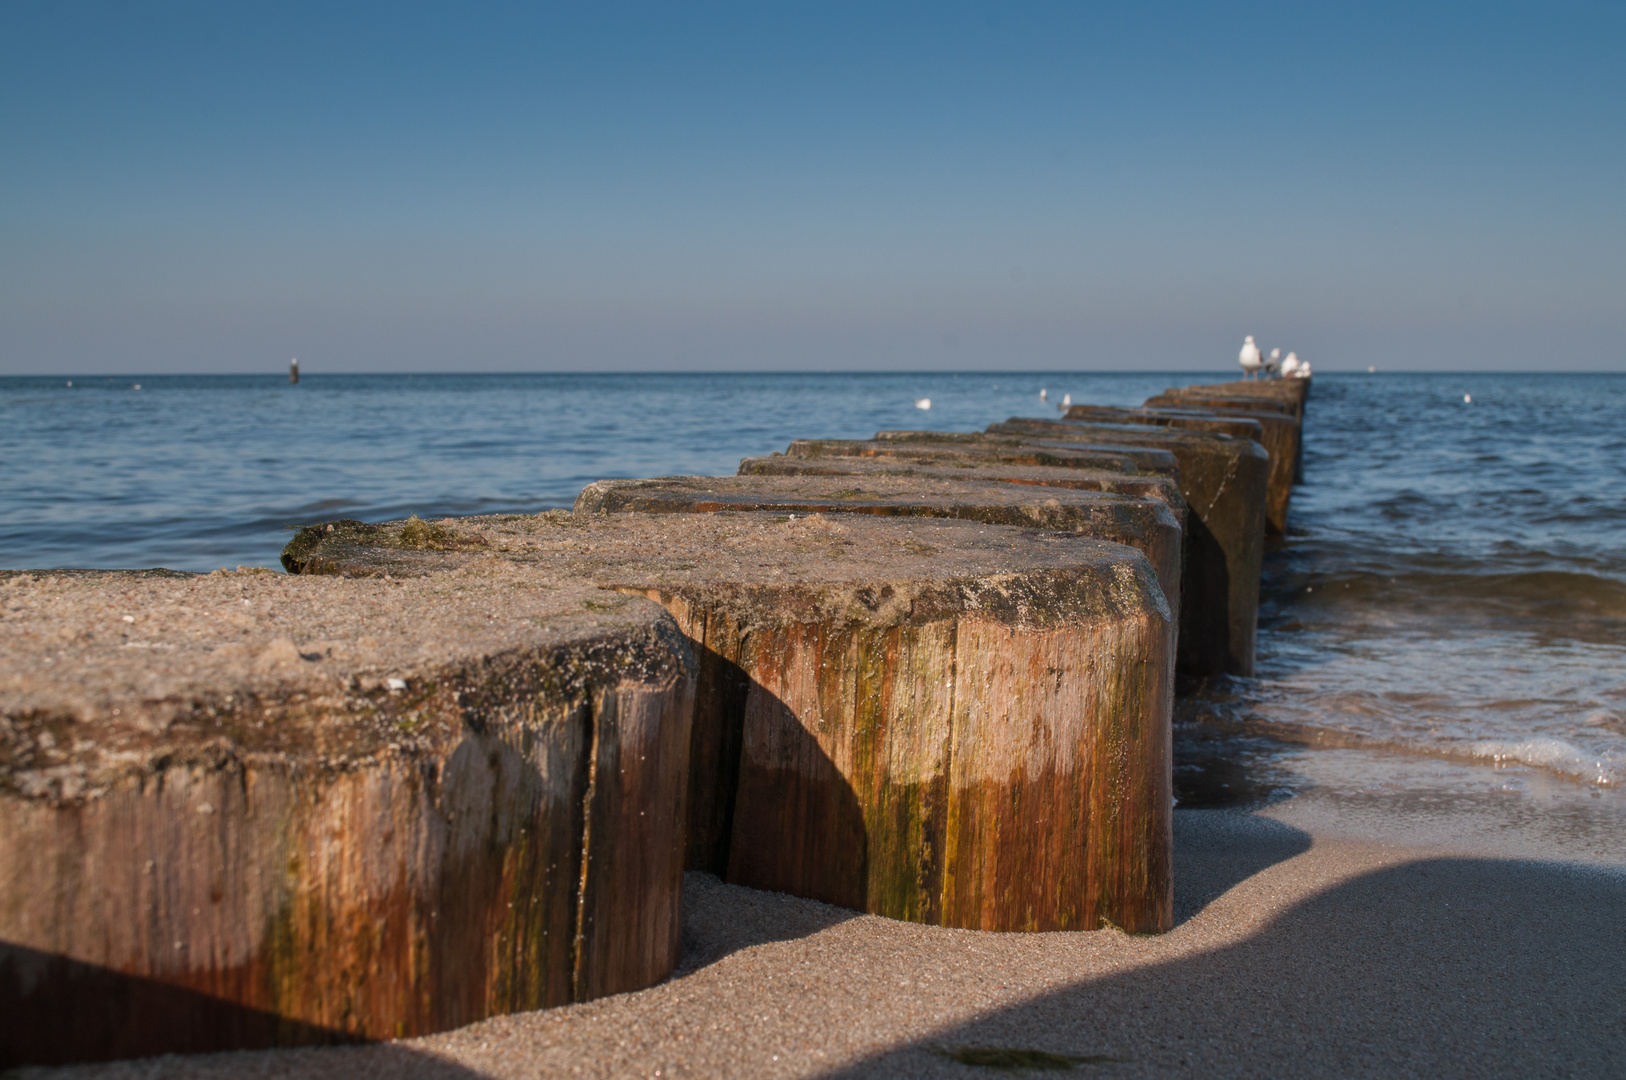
[283,513,1177,937]
[0,570,695,1066]
[985,419,1267,678]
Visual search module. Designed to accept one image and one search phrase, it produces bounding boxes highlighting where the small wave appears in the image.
[1466,738,1619,787]
[1180,691,1626,789]
[1264,567,1626,641]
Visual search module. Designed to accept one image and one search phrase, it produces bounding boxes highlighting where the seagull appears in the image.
[1239,335,1262,379]
[1281,352,1301,377]
[1039,388,1048,401]
[915,398,932,410]
[1265,347,1281,376]
[1060,393,1072,408]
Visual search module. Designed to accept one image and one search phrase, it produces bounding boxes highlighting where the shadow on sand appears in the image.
[813,825,1626,1078]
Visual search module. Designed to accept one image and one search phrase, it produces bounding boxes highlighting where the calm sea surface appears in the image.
[3,371,1622,796]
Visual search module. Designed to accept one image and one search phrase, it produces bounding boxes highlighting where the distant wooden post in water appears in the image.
[289,357,299,384]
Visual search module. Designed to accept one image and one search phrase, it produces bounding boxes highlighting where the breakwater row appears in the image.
[0,377,1308,1067]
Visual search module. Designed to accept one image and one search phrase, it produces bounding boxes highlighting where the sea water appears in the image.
[3,371,1622,805]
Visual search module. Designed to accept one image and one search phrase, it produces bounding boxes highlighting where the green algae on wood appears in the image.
[279,511,1176,937]
[0,570,695,1066]
[984,418,1268,679]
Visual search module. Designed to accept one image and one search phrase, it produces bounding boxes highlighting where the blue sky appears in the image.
[2,2,1622,373]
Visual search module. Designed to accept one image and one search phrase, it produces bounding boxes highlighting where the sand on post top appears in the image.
[571,473,1183,631]
[283,511,1176,937]
[0,567,696,1066]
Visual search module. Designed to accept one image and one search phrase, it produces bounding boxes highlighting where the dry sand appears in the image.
[15,766,1624,1080]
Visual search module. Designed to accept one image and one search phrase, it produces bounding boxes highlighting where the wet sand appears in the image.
[18,774,1624,1080]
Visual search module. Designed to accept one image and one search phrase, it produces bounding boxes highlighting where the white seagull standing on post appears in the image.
[1265,347,1281,376]
[1239,335,1263,379]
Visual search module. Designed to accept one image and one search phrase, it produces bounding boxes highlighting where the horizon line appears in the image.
[5,368,1622,380]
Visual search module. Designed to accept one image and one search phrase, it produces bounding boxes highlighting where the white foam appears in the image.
[1467,737,1619,786]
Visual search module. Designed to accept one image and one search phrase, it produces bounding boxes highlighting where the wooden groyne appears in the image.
[1,376,1306,1066]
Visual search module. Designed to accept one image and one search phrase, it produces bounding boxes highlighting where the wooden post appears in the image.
[985,419,1267,679]
[1060,404,1296,537]
[1142,395,1304,496]
[1154,383,1308,482]
[1161,378,1310,424]
[0,569,695,1066]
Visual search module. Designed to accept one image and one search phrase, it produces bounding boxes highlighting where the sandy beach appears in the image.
[17,766,1622,1080]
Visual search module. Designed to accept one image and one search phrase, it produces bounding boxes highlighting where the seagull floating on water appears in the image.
[1039,388,1047,401]
[1060,393,1071,408]
[1239,335,1262,379]
[914,398,932,410]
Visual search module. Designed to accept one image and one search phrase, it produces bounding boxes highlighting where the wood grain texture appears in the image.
[985,419,1268,679]
[277,514,1175,936]
[640,564,1173,934]
[0,572,695,1066]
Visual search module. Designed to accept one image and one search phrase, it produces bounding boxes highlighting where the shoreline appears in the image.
[18,767,1624,1079]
